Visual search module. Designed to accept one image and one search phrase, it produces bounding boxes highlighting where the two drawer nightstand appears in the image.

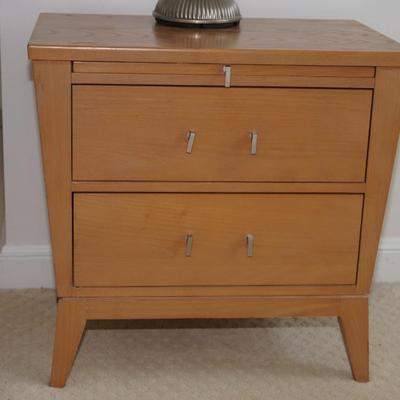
[28,13,400,387]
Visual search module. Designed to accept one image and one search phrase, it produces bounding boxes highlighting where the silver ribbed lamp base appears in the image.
[153,0,242,28]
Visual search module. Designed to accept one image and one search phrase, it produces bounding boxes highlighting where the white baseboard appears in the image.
[378,237,400,251]
[1,244,52,258]
[0,245,54,288]
[0,239,399,288]
[374,238,400,282]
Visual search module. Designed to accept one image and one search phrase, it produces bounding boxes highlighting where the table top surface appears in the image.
[28,13,400,66]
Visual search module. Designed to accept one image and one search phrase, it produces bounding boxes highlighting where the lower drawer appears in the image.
[73,194,363,287]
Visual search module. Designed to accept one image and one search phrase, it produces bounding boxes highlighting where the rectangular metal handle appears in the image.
[185,234,193,257]
[250,132,258,155]
[223,65,231,88]
[245,234,254,257]
[186,130,196,154]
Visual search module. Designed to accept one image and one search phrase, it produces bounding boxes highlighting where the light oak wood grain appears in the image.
[73,61,224,75]
[73,86,372,182]
[80,296,353,319]
[72,63,375,88]
[66,284,363,298]
[74,62,374,77]
[71,181,367,194]
[339,297,369,382]
[232,65,376,77]
[29,14,400,386]
[28,14,400,66]
[357,68,400,292]
[71,72,374,88]
[74,194,363,287]
[230,76,374,88]
[33,61,72,297]
[49,295,369,386]
[50,299,87,388]
[71,73,224,86]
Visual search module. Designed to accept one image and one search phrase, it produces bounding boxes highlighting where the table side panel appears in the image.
[33,61,72,297]
[357,67,400,291]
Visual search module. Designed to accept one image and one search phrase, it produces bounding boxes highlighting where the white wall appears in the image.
[0,27,4,250]
[0,0,399,287]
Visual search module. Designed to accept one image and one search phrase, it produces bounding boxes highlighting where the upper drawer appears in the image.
[73,86,372,182]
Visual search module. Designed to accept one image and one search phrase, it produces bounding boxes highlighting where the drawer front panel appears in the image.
[74,194,363,287]
[73,86,371,182]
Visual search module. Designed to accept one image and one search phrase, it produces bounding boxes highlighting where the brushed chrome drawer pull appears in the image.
[186,130,196,154]
[250,132,258,155]
[185,234,193,257]
[245,234,254,257]
[223,65,231,88]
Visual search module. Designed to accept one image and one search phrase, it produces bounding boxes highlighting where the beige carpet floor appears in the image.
[1,284,400,400]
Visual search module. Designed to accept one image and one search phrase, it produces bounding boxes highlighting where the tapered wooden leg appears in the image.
[338,297,369,382]
[50,299,87,388]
